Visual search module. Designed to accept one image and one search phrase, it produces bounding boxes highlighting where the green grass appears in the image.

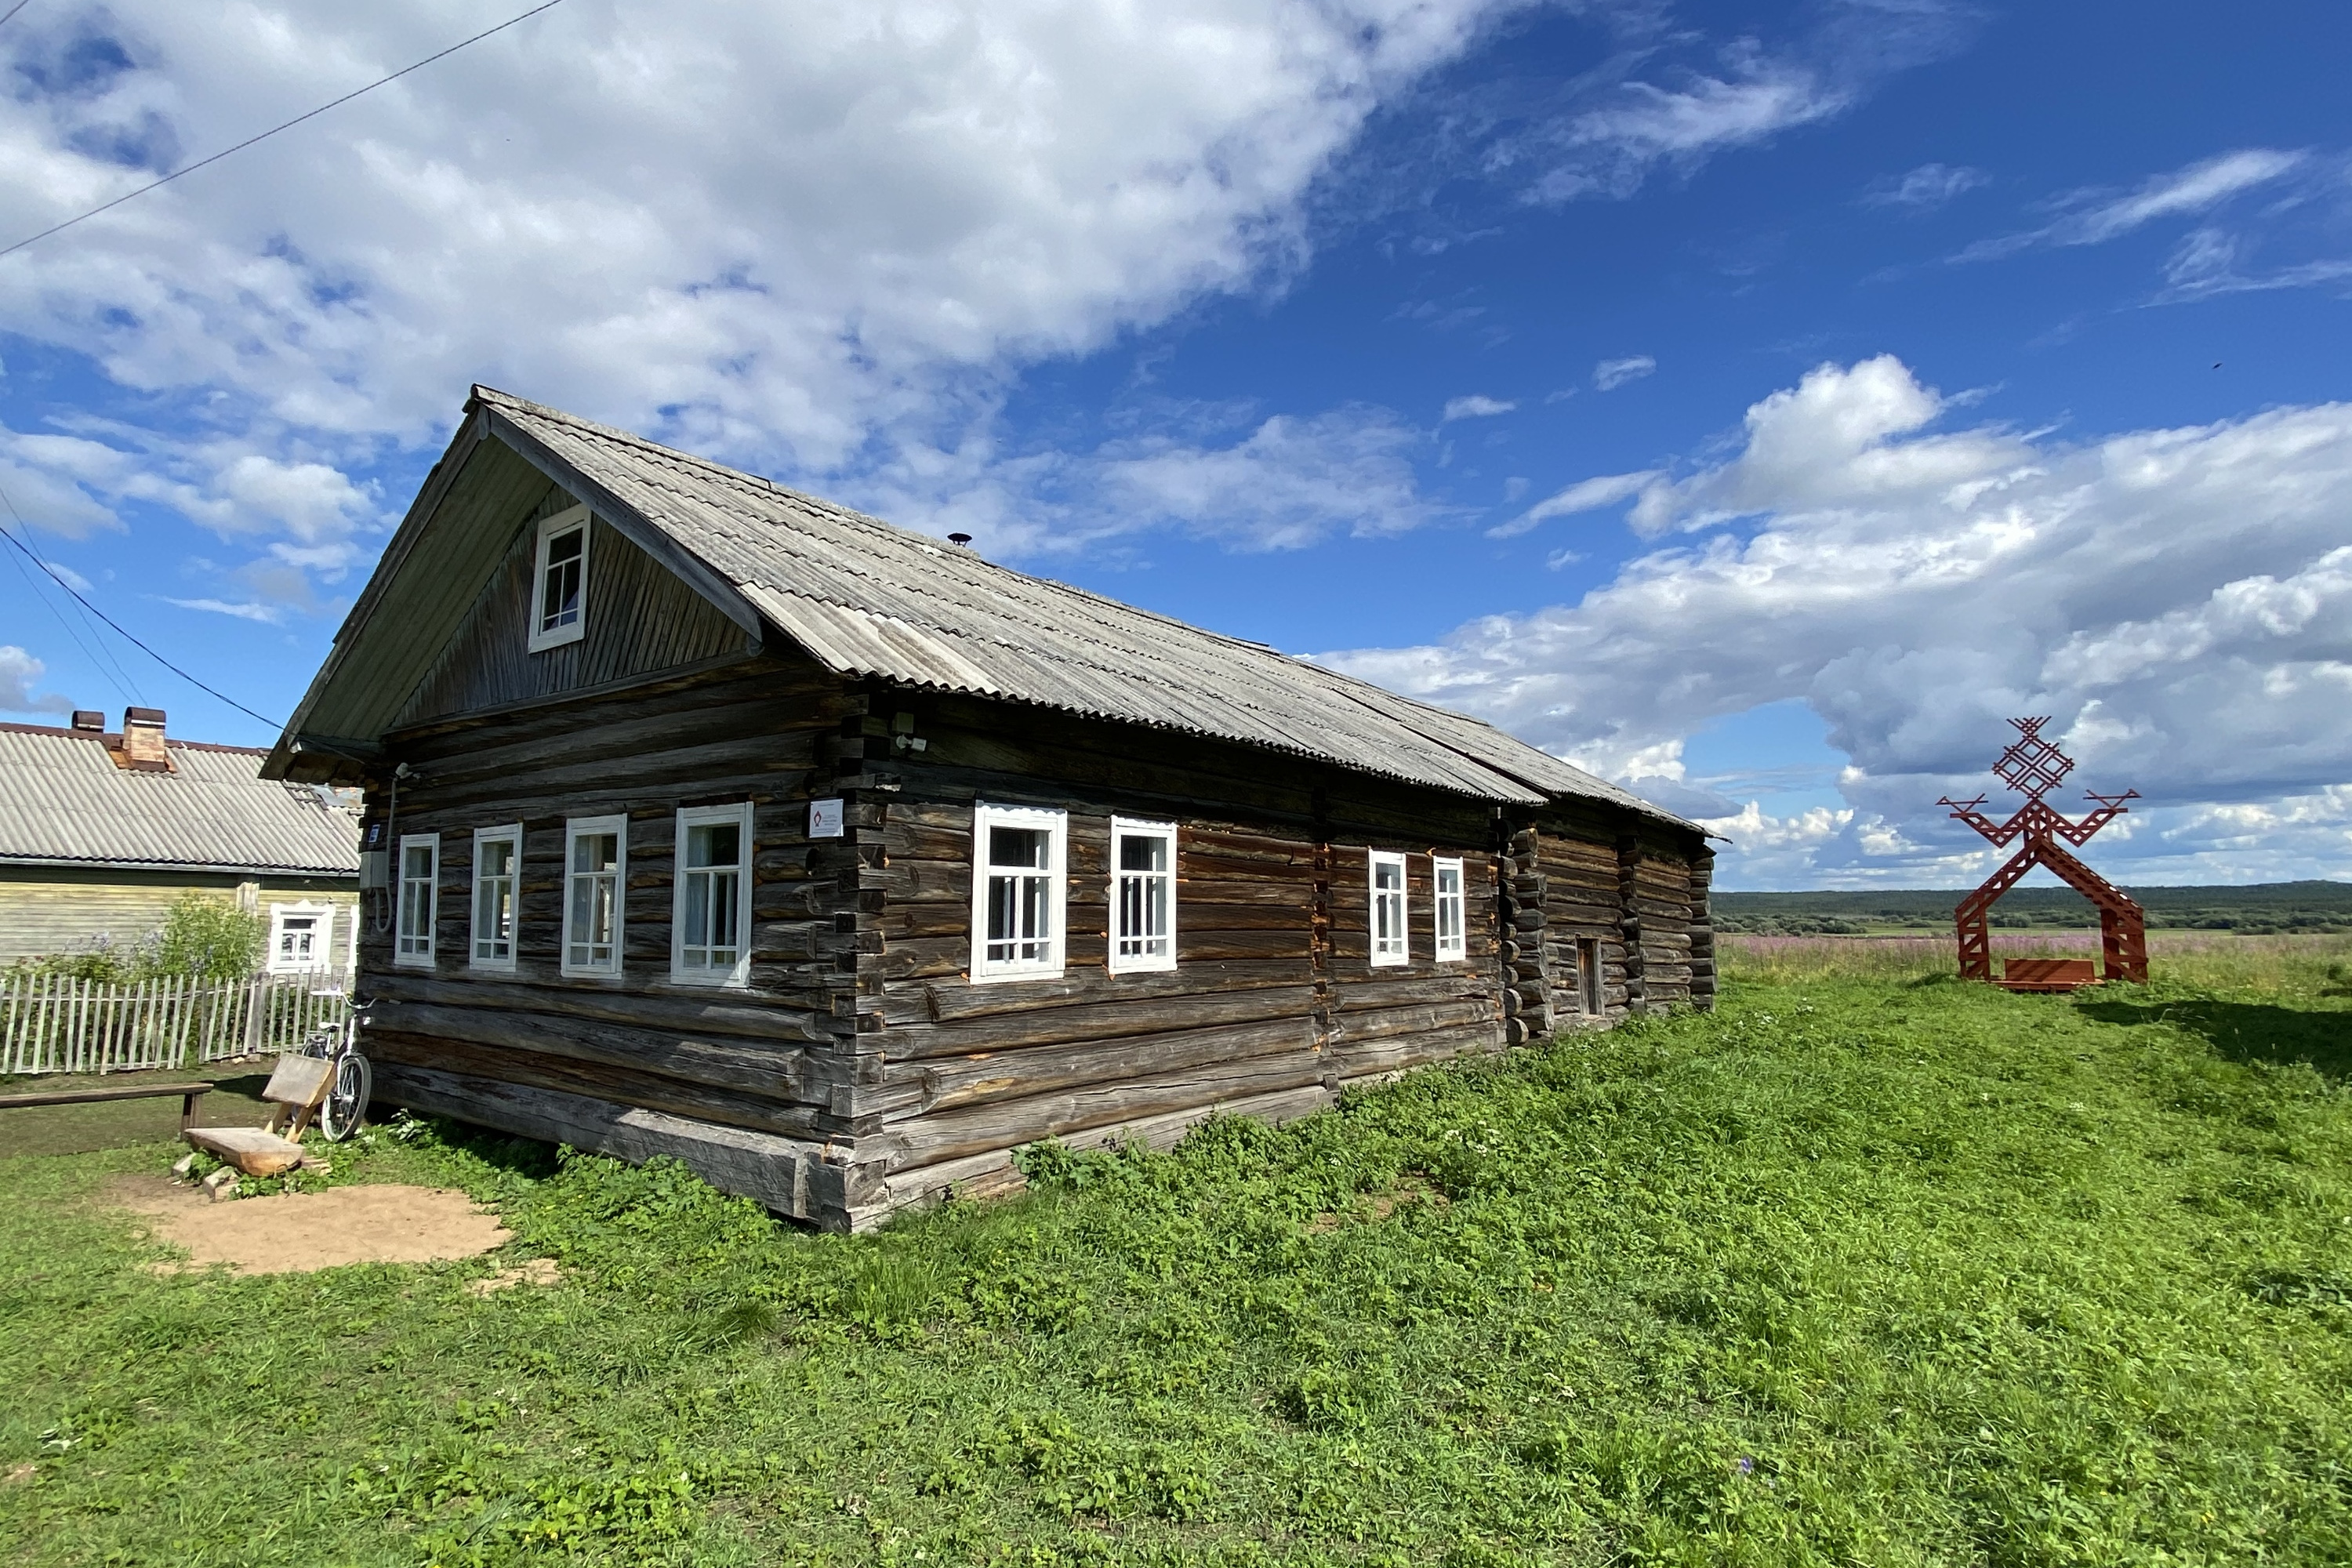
[2,972,2350,1566]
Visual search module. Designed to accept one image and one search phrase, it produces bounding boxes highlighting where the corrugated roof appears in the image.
[0,725,359,876]
[464,388,1684,823]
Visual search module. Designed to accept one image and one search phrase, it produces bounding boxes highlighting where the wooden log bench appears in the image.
[1998,957,2099,993]
[0,1080,214,1132]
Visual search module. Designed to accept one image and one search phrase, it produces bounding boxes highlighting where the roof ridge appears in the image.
[484,390,1478,705]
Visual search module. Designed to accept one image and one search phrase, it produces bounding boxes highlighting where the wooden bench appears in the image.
[182,1054,335,1177]
[0,1080,214,1131]
[1998,957,2099,993]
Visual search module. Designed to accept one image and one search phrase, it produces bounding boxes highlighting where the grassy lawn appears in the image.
[2,957,2348,1565]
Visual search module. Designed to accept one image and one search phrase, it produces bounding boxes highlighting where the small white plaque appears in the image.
[808,797,844,839]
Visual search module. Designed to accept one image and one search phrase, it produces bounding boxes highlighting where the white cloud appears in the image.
[1086,405,1446,550]
[1957,147,2308,263]
[0,0,1511,582]
[1592,354,1656,390]
[1864,161,1986,211]
[162,597,288,625]
[1441,394,1515,422]
[1523,48,1849,203]
[1489,469,1660,538]
[1323,355,2352,884]
[0,645,74,714]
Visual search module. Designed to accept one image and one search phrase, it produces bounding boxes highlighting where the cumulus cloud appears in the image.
[1864,161,1986,210]
[0,645,74,714]
[0,0,1514,590]
[1441,394,1515,421]
[1323,355,2352,884]
[1592,354,1656,390]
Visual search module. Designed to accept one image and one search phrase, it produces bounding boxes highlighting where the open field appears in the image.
[2,967,2349,1566]
[1721,930,2352,992]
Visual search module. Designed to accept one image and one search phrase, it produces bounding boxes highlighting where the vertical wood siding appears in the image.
[397,502,749,728]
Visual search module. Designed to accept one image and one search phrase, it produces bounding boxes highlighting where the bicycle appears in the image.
[298,997,375,1143]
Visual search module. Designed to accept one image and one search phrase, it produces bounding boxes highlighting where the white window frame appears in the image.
[1433,855,1467,963]
[394,833,438,969]
[470,824,523,972]
[1108,816,1178,974]
[1368,849,1409,967]
[969,802,1067,983]
[671,802,753,988]
[561,814,629,978]
[527,504,590,653]
[267,900,334,975]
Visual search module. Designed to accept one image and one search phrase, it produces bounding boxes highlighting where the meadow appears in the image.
[2,948,2348,1566]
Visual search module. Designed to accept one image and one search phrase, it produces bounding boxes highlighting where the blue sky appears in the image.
[2,0,2349,888]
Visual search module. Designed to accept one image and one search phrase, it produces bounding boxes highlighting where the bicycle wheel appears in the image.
[319,1052,372,1142]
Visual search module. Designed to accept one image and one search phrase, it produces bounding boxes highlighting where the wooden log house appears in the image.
[265,388,1715,1231]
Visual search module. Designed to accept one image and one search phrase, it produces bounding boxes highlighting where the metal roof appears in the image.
[273,386,1690,827]
[0,725,359,877]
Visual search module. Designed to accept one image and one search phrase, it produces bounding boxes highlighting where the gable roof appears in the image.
[0,724,359,877]
[272,387,1690,827]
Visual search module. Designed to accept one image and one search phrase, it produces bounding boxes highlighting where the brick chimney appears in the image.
[121,707,170,772]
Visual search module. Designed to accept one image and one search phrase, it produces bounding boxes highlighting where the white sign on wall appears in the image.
[809,797,845,839]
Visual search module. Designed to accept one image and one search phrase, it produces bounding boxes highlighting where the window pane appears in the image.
[403,844,433,879]
[573,831,617,873]
[688,820,741,869]
[1375,860,1402,891]
[546,528,583,565]
[708,869,740,951]
[1119,833,1166,873]
[684,870,712,949]
[989,826,1047,869]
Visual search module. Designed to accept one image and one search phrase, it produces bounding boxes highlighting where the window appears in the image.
[563,815,627,977]
[673,803,753,985]
[1109,817,1177,973]
[1578,937,1602,1015]
[970,802,1066,982]
[267,901,333,974]
[395,833,438,967]
[471,825,522,971]
[1369,850,1409,967]
[1433,856,1466,962]
[528,505,590,652]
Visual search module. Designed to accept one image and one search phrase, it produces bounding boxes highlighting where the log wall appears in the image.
[351,652,1710,1231]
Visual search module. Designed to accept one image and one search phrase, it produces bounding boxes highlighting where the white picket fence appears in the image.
[0,968,351,1076]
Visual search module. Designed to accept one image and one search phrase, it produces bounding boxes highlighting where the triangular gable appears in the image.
[266,399,763,781]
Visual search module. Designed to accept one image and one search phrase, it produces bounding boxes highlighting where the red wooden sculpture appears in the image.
[1938,718,2147,991]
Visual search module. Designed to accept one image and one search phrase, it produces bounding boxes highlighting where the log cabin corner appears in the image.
[264,387,1715,1231]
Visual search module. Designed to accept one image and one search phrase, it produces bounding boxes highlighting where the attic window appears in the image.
[528,505,590,652]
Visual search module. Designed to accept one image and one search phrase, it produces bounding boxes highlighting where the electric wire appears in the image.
[0,511,285,728]
[0,485,147,701]
[0,2,31,32]
[0,0,572,261]
[0,485,143,704]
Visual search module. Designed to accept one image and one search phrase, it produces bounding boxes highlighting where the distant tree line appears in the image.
[1713,880,2352,936]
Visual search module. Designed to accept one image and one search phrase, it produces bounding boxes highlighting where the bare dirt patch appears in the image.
[468,1257,562,1295]
[109,1176,515,1275]
[1308,1171,1448,1232]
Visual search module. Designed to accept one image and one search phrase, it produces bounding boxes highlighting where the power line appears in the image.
[0,3,34,34]
[0,0,572,261]
[0,513,285,729]
[0,484,143,702]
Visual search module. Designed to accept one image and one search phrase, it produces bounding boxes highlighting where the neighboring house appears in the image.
[1,710,361,969]
[265,387,1716,1231]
